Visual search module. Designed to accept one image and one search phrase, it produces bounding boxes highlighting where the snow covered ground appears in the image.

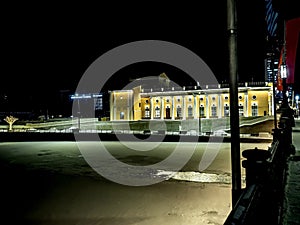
[0,141,271,225]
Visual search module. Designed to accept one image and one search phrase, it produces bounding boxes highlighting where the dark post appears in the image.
[271,54,277,130]
[282,19,288,107]
[77,99,81,130]
[227,0,241,206]
[242,148,271,187]
[273,75,277,129]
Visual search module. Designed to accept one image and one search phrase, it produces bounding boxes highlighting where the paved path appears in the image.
[281,121,300,225]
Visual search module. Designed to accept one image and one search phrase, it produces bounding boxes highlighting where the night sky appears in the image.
[1,1,298,115]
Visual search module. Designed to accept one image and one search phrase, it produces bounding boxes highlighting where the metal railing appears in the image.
[224,107,296,225]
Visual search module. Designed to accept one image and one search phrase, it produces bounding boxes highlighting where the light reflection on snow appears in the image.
[155,170,246,184]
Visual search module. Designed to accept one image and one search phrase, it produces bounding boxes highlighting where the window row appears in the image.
[148,95,257,104]
[139,104,259,119]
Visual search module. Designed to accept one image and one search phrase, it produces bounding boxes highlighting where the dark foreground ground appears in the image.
[0,152,231,225]
[0,141,272,225]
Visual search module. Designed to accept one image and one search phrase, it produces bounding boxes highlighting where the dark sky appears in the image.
[1,1,288,114]
[1,2,267,87]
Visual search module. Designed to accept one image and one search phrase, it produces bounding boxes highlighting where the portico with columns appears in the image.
[110,82,273,121]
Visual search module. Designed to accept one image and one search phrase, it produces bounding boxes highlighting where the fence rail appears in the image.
[224,106,296,225]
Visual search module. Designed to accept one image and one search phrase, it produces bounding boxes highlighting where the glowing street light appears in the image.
[281,64,287,79]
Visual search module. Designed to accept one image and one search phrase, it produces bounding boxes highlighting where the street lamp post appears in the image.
[77,99,81,130]
[71,94,83,130]
[227,0,241,206]
[296,95,299,118]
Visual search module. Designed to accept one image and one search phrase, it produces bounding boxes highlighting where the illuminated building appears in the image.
[110,81,274,121]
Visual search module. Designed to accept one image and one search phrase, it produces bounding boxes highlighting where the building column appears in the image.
[245,93,248,117]
[194,95,197,119]
[161,96,164,119]
[150,97,154,119]
[172,96,175,120]
[110,92,114,121]
[206,95,210,119]
[132,93,134,120]
[127,92,130,120]
[183,96,186,120]
[113,93,117,120]
[218,94,222,118]
[269,92,273,116]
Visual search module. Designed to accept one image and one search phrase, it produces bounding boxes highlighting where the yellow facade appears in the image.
[110,83,274,121]
[110,90,133,120]
[140,97,150,119]
[133,86,141,121]
[247,90,270,116]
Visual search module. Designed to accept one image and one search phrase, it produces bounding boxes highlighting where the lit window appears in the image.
[177,106,182,118]
[165,106,171,119]
[199,105,205,117]
[145,107,150,118]
[188,106,193,117]
[224,104,230,117]
[120,112,124,120]
[239,104,244,116]
[252,104,258,116]
[211,105,217,117]
[155,107,160,118]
